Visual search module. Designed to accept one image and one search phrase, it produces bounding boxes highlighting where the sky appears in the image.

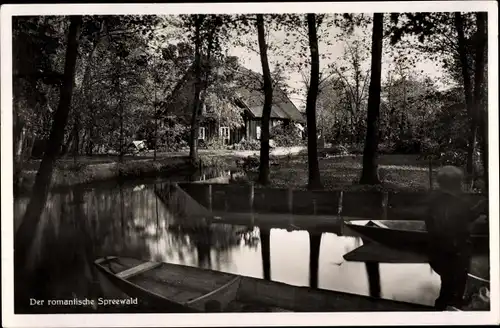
[227,21,446,110]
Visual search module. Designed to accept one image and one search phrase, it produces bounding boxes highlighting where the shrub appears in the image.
[199,155,230,170]
[439,150,467,167]
[117,161,162,178]
[206,138,228,150]
[161,123,190,151]
[270,123,302,147]
[319,144,350,157]
[238,155,260,173]
[378,142,396,155]
[348,143,364,155]
[55,161,88,172]
[393,137,422,154]
[232,138,260,151]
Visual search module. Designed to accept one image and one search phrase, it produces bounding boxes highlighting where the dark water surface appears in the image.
[14,179,442,313]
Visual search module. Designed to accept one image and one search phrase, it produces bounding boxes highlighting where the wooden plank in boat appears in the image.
[185,276,241,311]
[116,261,162,279]
[129,276,203,302]
[131,262,236,295]
[97,256,435,312]
[343,243,428,263]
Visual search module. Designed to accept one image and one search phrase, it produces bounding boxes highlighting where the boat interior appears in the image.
[96,256,432,312]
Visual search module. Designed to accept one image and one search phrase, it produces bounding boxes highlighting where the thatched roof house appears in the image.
[162,57,304,144]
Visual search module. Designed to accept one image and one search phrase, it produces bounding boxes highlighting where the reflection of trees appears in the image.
[13,183,160,313]
[240,227,260,249]
[260,227,271,281]
[13,180,266,313]
[366,262,381,298]
[187,166,230,182]
[155,182,259,269]
[166,220,253,269]
[309,232,322,289]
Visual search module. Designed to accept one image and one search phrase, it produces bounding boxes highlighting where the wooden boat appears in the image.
[342,242,490,311]
[342,220,489,254]
[95,256,434,312]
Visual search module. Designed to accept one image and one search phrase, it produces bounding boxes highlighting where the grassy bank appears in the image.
[238,154,484,192]
[17,156,197,194]
[17,152,484,195]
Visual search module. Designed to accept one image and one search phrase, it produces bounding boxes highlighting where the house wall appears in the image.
[197,116,296,145]
[246,118,289,140]
[198,121,245,145]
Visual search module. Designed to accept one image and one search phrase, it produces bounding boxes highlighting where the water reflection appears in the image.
[14,180,441,314]
[309,232,322,289]
[366,262,381,298]
[260,227,271,281]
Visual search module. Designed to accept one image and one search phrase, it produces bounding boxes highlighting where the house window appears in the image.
[220,127,230,143]
[198,127,206,140]
[256,126,261,140]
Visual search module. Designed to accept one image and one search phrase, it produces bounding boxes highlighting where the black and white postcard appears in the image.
[1,1,498,327]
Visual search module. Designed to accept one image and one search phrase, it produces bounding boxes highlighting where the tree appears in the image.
[473,12,488,191]
[256,14,274,186]
[305,14,323,190]
[326,37,371,144]
[180,15,228,163]
[15,16,83,269]
[12,16,69,188]
[360,13,384,185]
[388,12,488,187]
[454,12,477,183]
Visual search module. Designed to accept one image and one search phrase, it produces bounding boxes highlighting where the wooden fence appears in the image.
[176,182,487,220]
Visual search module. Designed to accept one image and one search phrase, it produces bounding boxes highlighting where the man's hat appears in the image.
[437,165,464,192]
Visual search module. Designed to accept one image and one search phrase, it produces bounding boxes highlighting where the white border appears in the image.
[1,2,499,327]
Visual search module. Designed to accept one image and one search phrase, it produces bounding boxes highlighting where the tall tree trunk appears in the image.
[87,122,94,156]
[13,109,26,188]
[15,16,82,270]
[196,16,218,144]
[474,12,488,192]
[72,36,100,161]
[306,13,322,190]
[154,83,158,161]
[189,15,204,163]
[400,75,407,140]
[455,12,477,181]
[80,129,87,154]
[63,129,74,155]
[83,35,102,157]
[360,13,383,185]
[72,112,80,164]
[119,90,124,162]
[13,109,25,166]
[256,14,273,186]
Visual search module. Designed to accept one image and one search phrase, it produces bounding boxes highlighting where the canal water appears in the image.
[13,179,442,313]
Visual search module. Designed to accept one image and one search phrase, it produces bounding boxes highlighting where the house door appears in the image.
[198,127,206,140]
[220,127,230,144]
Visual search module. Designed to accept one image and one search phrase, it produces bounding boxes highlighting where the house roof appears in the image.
[162,61,305,123]
[229,66,304,122]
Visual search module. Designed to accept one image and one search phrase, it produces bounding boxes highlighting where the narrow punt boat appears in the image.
[341,221,490,311]
[95,256,434,312]
[342,220,489,253]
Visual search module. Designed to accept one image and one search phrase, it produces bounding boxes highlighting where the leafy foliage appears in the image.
[13,13,488,190]
[270,123,303,147]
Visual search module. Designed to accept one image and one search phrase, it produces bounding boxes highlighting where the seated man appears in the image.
[425,166,487,310]
[391,165,487,310]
